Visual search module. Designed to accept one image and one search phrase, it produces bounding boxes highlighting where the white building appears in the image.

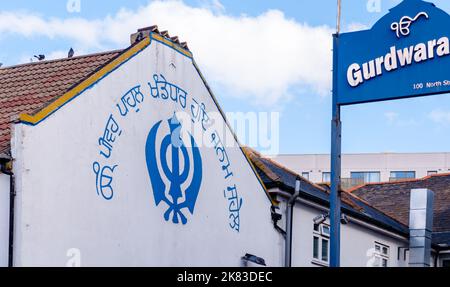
[272,153,450,188]
[0,26,281,267]
[247,149,449,267]
[0,26,447,267]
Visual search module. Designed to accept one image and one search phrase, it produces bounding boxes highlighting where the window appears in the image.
[428,171,438,176]
[313,223,330,265]
[322,172,331,183]
[373,242,389,267]
[390,171,416,181]
[302,172,310,180]
[321,225,330,237]
[351,172,381,183]
[443,260,450,267]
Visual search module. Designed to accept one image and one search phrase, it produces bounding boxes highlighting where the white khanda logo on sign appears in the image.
[391,12,429,38]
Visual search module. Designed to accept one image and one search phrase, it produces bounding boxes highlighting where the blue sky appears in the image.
[1,0,450,155]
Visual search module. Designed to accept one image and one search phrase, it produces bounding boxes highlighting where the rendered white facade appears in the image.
[8,36,282,267]
[0,173,9,267]
[273,191,411,267]
[272,153,450,184]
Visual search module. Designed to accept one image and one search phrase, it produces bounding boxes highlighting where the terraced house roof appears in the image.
[0,50,122,157]
[243,148,410,237]
[0,25,189,159]
[351,173,450,247]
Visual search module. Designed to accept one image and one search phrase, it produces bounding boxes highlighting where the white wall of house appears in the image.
[275,194,409,267]
[10,38,282,267]
[0,173,9,267]
[272,153,450,183]
[340,221,408,267]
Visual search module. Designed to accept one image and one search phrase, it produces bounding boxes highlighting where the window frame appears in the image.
[427,170,438,176]
[302,172,310,180]
[322,172,331,183]
[373,242,390,267]
[312,223,330,266]
[350,171,381,183]
[390,171,416,180]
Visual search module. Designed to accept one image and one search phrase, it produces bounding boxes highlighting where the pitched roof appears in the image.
[0,25,193,158]
[244,148,409,236]
[0,50,122,156]
[351,173,450,235]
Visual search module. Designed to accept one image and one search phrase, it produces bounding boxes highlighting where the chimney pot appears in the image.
[130,26,159,45]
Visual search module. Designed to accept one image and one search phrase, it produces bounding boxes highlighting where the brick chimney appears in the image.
[130,26,159,45]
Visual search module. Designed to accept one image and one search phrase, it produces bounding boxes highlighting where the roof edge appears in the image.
[151,33,193,59]
[0,153,11,161]
[0,49,124,71]
[191,65,277,207]
[348,172,450,193]
[17,32,194,126]
[256,151,329,193]
[270,187,409,237]
[18,37,151,126]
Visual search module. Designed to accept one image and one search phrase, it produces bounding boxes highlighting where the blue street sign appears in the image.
[330,0,450,267]
[336,0,450,105]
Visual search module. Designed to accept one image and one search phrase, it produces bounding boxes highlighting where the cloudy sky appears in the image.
[1,0,450,154]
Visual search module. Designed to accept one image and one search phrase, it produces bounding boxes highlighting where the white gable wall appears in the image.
[11,38,282,267]
[0,173,9,267]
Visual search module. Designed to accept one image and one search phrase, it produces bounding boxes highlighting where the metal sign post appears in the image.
[330,0,450,267]
[330,34,342,268]
[330,0,342,268]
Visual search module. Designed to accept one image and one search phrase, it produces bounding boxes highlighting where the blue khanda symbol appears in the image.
[145,114,202,225]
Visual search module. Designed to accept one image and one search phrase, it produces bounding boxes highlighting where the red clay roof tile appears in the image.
[0,27,190,158]
[0,50,122,156]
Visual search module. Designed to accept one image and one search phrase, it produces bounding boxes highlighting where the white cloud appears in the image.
[0,11,103,48]
[0,0,333,106]
[429,109,450,125]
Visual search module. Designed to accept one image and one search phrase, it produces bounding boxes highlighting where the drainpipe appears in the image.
[434,250,440,267]
[409,188,434,267]
[0,161,14,267]
[285,176,301,267]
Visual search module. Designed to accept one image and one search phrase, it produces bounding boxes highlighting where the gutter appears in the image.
[0,154,11,161]
[285,177,301,267]
[271,188,409,242]
[0,160,14,267]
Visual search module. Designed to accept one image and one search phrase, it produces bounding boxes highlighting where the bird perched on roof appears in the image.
[34,54,45,61]
[68,48,74,58]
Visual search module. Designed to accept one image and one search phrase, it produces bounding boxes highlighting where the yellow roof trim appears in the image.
[150,33,193,58]
[19,37,151,126]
